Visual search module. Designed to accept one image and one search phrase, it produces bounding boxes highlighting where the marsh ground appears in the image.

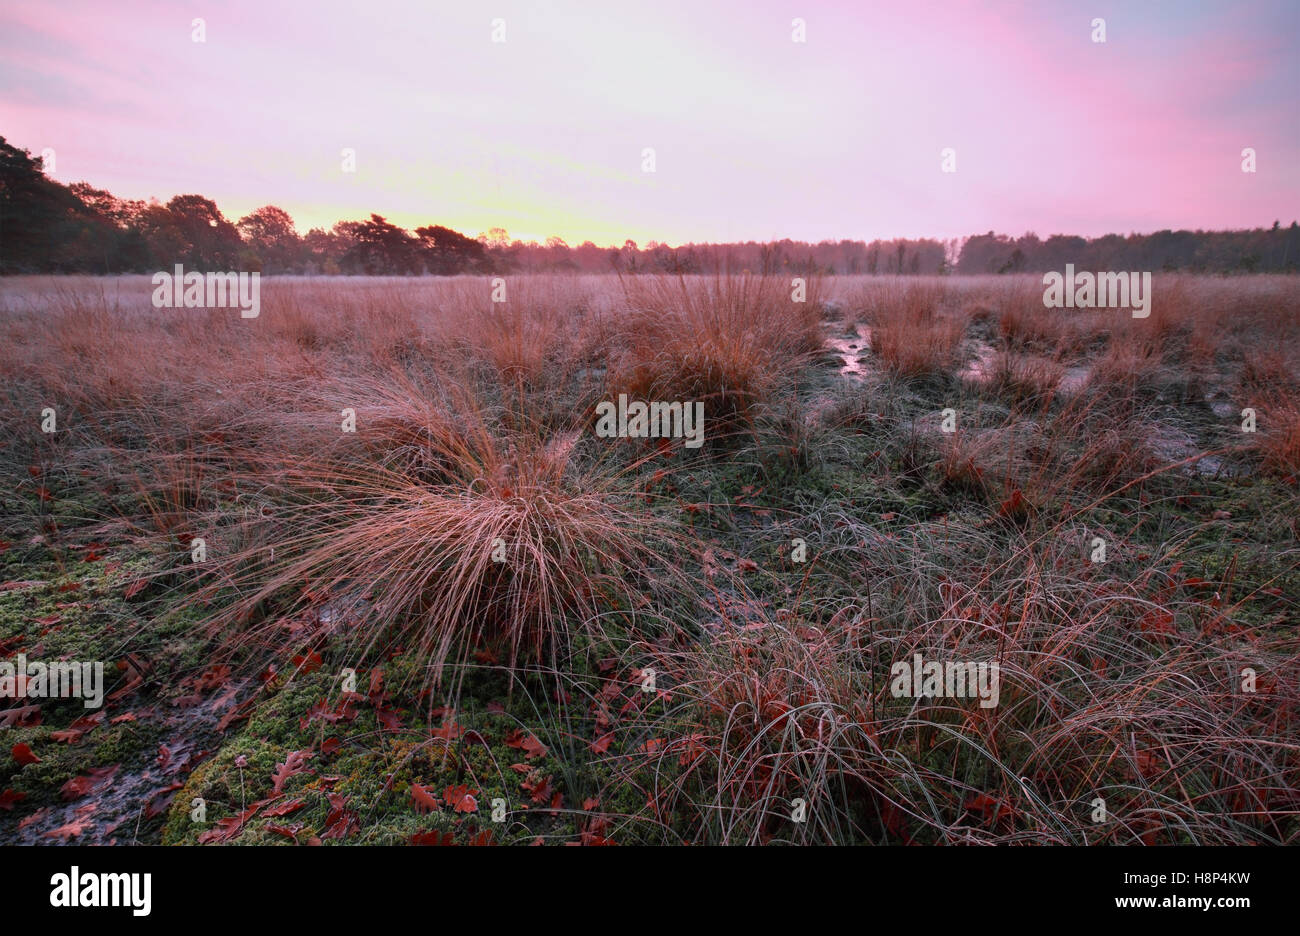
[1,273,1297,845]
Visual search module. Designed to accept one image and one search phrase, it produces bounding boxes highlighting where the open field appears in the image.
[1,272,1297,846]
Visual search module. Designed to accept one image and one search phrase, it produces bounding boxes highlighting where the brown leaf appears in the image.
[271,750,314,793]
[198,802,263,844]
[590,733,613,754]
[262,798,306,818]
[443,785,478,814]
[60,764,119,800]
[145,783,184,819]
[18,806,50,830]
[266,822,304,843]
[0,705,41,728]
[505,729,548,759]
[44,814,95,841]
[410,782,439,814]
[321,793,357,840]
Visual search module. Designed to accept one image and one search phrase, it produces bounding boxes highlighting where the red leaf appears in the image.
[322,793,357,840]
[290,651,322,674]
[375,708,403,731]
[443,785,478,813]
[198,802,263,844]
[0,789,28,811]
[11,743,40,766]
[522,774,553,804]
[196,664,231,690]
[60,764,119,800]
[271,750,314,793]
[145,783,184,819]
[638,738,666,755]
[1139,609,1176,635]
[410,783,439,814]
[430,718,461,741]
[262,798,306,818]
[0,705,41,728]
[45,814,95,842]
[964,792,1015,823]
[505,729,548,759]
[266,822,303,843]
[18,806,50,830]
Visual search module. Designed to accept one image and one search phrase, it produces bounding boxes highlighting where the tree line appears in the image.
[2,137,1296,276]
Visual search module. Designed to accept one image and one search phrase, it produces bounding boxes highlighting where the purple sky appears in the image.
[2,0,1296,246]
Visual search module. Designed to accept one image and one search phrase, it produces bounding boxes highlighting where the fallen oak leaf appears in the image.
[290,651,322,674]
[60,764,118,800]
[321,793,357,840]
[50,711,105,744]
[12,743,40,766]
[443,784,478,814]
[375,708,403,732]
[145,783,184,819]
[18,806,50,830]
[410,783,439,814]
[262,798,306,818]
[198,802,263,844]
[271,750,314,793]
[266,822,304,843]
[196,664,231,690]
[430,717,461,741]
[590,733,613,755]
[505,729,547,759]
[0,580,46,592]
[44,814,95,842]
[0,705,41,728]
[521,774,553,804]
[216,697,256,733]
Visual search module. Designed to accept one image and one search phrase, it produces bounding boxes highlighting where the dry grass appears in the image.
[1,271,1297,846]
[858,279,966,378]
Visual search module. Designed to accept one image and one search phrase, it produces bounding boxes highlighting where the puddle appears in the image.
[825,324,872,379]
[958,340,998,385]
[10,680,253,845]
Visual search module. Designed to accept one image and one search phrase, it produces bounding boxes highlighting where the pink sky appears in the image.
[2,0,1296,246]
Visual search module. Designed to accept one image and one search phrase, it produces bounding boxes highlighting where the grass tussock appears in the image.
[0,272,1296,847]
